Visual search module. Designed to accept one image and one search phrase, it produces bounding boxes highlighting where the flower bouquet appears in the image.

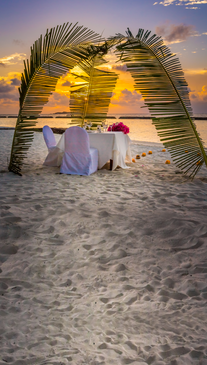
[107,122,129,134]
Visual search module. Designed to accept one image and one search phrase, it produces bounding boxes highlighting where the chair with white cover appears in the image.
[60,126,98,176]
[42,125,63,167]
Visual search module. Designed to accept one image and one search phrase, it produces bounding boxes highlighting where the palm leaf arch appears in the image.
[115,28,207,177]
[8,22,102,175]
[69,40,119,127]
[9,24,207,178]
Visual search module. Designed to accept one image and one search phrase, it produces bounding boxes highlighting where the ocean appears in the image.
[0,114,207,145]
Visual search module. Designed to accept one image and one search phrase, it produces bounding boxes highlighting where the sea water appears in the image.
[0,114,207,146]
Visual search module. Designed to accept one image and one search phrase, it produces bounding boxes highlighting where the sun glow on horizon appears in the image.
[0,52,207,114]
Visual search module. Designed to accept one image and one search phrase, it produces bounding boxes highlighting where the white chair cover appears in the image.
[42,125,56,149]
[60,126,98,176]
[42,125,63,167]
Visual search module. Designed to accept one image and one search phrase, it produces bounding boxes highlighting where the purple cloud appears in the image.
[0,92,19,101]
[112,89,142,106]
[156,22,195,43]
[0,80,14,93]
[11,78,21,86]
[0,79,19,101]
[13,39,25,47]
[46,92,69,107]
[112,64,127,71]
[62,80,72,87]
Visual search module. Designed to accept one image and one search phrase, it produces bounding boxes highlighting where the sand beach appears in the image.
[0,129,207,365]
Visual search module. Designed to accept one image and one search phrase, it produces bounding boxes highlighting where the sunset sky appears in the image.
[0,0,206,115]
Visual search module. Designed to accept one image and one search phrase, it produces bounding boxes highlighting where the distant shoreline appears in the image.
[0,127,65,134]
[0,115,207,120]
[0,127,15,130]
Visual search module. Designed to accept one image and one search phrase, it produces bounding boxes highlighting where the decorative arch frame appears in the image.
[9,22,207,177]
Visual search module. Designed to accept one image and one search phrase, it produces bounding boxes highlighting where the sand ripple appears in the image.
[0,131,207,364]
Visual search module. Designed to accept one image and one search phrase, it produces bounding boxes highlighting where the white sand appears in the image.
[0,130,207,365]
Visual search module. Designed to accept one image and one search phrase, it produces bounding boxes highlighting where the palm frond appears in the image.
[116,29,207,177]
[69,45,118,127]
[9,22,101,175]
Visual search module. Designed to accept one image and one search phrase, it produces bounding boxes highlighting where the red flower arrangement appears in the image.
[107,122,129,134]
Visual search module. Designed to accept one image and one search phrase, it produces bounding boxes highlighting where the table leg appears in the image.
[110,159,113,170]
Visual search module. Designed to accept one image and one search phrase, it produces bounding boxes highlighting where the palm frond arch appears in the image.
[8,22,103,175]
[9,24,207,177]
[115,29,207,177]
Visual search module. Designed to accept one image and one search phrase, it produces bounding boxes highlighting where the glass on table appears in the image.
[102,120,108,132]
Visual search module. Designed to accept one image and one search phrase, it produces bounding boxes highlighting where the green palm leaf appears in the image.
[9,22,101,175]
[69,43,118,127]
[116,28,207,177]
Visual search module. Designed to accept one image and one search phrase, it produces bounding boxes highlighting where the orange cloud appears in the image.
[0,53,26,66]
[184,68,207,75]
[190,85,207,101]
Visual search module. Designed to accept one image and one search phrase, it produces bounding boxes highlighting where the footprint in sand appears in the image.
[0,245,18,255]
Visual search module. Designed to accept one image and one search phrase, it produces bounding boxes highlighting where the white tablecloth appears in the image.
[88,132,131,170]
[56,131,132,170]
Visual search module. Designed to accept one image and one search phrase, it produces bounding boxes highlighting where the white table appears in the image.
[88,132,131,170]
[56,131,132,171]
